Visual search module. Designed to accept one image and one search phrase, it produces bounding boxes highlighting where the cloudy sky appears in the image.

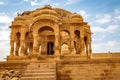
[0,0,120,61]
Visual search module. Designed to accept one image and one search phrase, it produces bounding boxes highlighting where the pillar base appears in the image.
[9,53,14,57]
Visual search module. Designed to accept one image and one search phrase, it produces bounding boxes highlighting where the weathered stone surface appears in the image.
[21,61,56,80]
[0,5,120,80]
[0,69,22,80]
[8,5,92,60]
[0,58,120,80]
[57,58,120,80]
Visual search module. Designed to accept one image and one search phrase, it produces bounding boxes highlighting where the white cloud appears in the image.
[79,10,90,19]
[0,15,12,24]
[112,9,120,23]
[115,15,120,20]
[0,1,4,5]
[107,41,117,47]
[65,0,81,5]
[106,25,119,33]
[92,40,120,53]
[51,3,59,7]
[91,25,118,33]
[0,14,11,61]
[96,14,112,24]
[0,40,9,61]
[0,25,10,61]
[31,0,39,6]
[92,35,105,41]
[115,9,120,15]
[30,0,51,6]
[23,0,29,2]
[0,30,10,41]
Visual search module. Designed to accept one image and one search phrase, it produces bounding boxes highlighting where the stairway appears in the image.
[21,61,56,80]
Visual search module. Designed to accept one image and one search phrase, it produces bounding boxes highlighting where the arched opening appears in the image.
[74,30,80,38]
[38,26,54,35]
[24,31,33,55]
[60,30,70,54]
[38,26,55,55]
[61,43,69,55]
[60,30,70,40]
[47,42,54,55]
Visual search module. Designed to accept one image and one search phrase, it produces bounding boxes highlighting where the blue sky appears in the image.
[0,0,120,61]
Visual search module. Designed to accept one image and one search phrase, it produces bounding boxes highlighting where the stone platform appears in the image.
[0,53,120,80]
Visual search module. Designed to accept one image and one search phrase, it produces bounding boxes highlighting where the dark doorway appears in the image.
[47,42,54,55]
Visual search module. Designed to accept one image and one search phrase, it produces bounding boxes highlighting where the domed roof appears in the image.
[70,13,83,19]
[69,13,83,22]
[40,9,57,16]
[43,5,52,9]
[39,5,57,16]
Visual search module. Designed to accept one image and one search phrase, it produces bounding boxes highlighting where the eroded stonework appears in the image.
[9,5,92,59]
[0,5,120,80]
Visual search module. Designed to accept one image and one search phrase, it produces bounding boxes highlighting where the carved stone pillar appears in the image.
[10,31,15,56]
[10,40,14,56]
[88,38,92,58]
[24,42,29,56]
[33,35,39,54]
[20,39,25,56]
[19,27,26,56]
[70,38,75,55]
[54,35,60,56]
[81,37,85,55]
[15,40,20,56]
[29,43,33,54]
[70,25,75,55]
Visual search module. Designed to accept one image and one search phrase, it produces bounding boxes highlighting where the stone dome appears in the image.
[40,9,57,16]
[39,5,57,16]
[70,13,83,19]
[70,13,83,22]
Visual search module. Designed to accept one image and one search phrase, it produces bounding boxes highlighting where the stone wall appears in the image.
[0,54,120,80]
[56,59,120,80]
[0,61,29,73]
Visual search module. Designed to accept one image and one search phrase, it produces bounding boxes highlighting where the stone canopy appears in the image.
[8,5,92,60]
[1,5,120,80]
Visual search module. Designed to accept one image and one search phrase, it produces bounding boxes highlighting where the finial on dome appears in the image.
[43,5,52,9]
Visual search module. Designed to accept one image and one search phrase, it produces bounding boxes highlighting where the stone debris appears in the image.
[0,70,21,80]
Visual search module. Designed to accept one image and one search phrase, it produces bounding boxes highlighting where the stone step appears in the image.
[23,73,55,76]
[26,68,55,70]
[25,68,56,70]
[21,76,56,80]
[21,77,56,80]
[22,62,56,80]
[25,70,55,73]
[23,74,55,77]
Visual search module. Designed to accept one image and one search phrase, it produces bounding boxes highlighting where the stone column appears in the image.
[15,40,20,56]
[70,25,75,55]
[81,37,85,55]
[70,38,75,55]
[33,35,39,54]
[80,26,85,55]
[10,40,14,56]
[89,37,92,58]
[29,43,33,54]
[54,35,60,56]
[20,39,25,56]
[10,31,15,56]
[20,27,25,56]
[24,42,29,56]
